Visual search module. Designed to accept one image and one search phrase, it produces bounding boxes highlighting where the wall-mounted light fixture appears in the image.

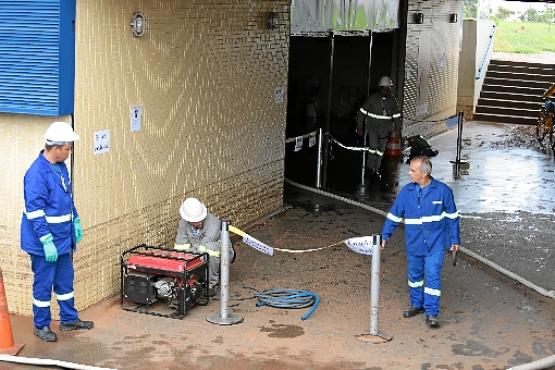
[450,13,458,23]
[130,12,146,37]
[413,12,424,24]
[267,12,280,30]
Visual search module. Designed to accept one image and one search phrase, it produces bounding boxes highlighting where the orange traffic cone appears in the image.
[384,131,402,158]
[0,269,23,355]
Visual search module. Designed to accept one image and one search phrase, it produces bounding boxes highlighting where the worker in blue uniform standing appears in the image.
[381,155,460,328]
[21,121,94,342]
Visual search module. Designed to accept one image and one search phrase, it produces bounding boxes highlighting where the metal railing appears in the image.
[475,24,496,80]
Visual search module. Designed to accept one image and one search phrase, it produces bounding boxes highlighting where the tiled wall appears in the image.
[0,0,289,315]
[402,0,463,138]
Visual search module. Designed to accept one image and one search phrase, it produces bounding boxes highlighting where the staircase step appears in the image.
[477,98,543,110]
[483,77,551,89]
[473,112,538,125]
[486,70,555,82]
[490,59,555,69]
[475,105,540,117]
[487,64,555,75]
[481,84,545,96]
[479,91,543,103]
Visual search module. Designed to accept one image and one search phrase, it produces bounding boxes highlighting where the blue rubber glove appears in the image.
[40,234,58,263]
[73,217,84,243]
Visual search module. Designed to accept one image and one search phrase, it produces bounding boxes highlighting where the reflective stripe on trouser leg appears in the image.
[30,254,55,328]
[423,249,446,317]
[54,253,79,324]
[407,254,425,309]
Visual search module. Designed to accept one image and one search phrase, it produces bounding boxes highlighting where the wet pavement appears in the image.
[4,121,555,369]
[6,187,555,370]
[325,121,555,293]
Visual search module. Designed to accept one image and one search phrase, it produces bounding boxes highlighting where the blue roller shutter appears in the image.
[0,0,75,116]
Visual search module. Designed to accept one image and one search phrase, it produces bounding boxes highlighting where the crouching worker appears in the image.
[174,198,235,297]
[21,121,94,343]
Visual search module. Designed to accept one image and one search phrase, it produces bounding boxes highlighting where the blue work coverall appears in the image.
[20,152,79,329]
[381,177,460,316]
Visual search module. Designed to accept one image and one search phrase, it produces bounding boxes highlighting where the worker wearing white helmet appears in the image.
[356,75,402,179]
[174,197,235,297]
[21,121,93,342]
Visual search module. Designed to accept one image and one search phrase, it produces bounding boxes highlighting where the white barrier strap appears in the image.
[285,130,317,144]
[328,134,383,156]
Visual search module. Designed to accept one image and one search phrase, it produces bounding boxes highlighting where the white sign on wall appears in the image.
[93,129,110,155]
[130,106,143,132]
[274,87,285,103]
[294,136,303,152]
[309,132,316,147]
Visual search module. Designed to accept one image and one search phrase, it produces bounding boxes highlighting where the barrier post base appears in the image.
[0,343,24,356]
[356,332,393,344]
[206,314,244,326]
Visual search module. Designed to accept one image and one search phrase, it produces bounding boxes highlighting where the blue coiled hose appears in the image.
[255,288,320,320]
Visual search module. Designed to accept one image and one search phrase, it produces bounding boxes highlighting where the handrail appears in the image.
[475,24,496,80]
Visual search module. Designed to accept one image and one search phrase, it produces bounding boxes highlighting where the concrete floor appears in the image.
[4,121,555,370]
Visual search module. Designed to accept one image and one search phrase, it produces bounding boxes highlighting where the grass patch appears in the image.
[493,21,555,53]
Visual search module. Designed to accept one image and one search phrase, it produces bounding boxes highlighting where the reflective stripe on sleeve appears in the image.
[26,210,45,220]
[444,211,459,219]
[198,245,221,258]
[386,212,403,223]
[56,292,74,301]
[174,243,192,251]
[424,287,441,296]
[33,298,51,308]
[359,108,392,120]
[392,113,401,118]
[408,280,424,288]
[45,214,72,224]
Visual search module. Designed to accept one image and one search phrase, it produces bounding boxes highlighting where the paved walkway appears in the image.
[4,121,555,370]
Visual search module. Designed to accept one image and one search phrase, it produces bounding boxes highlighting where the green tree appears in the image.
[520,7,540,22]
[495,6,514,21]
[464,0,478,19]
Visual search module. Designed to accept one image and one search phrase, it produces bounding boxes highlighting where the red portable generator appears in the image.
[121,245,209,319]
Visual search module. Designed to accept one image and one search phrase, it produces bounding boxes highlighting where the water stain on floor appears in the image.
[451,339,510,358]
[259,323,304,338]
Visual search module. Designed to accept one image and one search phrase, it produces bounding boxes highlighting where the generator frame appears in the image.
[120,244,209,319]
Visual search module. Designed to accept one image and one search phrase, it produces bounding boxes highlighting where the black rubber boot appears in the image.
[425,315,440,328]
[35,326,57,342]
[403,306,424,318]
[59,319,94,331]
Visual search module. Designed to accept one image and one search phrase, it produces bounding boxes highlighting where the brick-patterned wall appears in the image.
[0,0,289,315]
[402,0,463,138]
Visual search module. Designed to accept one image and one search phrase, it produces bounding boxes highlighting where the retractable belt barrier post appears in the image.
[450,112,469,179]
[207,220,243,325]
[316,128,323,189]
[347,234,393,344]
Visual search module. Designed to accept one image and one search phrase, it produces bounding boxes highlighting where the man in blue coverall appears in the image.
[381,155,460,328]
[21,121,94,342]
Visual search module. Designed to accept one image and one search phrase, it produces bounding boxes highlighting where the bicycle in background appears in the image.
[536,84,555,153]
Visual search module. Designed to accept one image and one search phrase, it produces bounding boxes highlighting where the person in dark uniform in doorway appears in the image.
[356,76,401,179]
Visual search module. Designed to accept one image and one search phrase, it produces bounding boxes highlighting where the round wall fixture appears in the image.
[131,12,146,37]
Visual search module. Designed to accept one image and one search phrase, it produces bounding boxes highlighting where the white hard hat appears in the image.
[44,121,80,144]
[179,197,207,223]
[378,76,393,87]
